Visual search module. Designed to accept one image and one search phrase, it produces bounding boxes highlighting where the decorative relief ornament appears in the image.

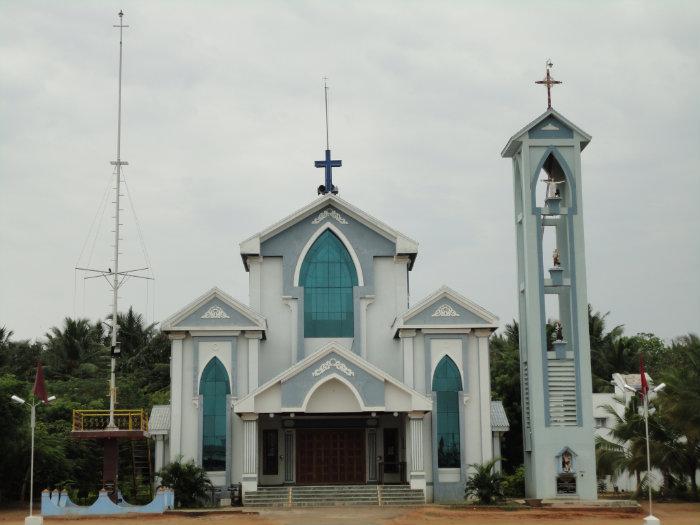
[312,209,348,225]
[201,305,230,319]
[431,304,460,317]
[312,357,355,377]
[192,397,200,408]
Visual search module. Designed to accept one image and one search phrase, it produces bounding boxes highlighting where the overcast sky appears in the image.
[1,1,698,343]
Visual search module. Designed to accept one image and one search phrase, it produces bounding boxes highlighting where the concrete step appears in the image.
[244,485,424,508]
[294,501,379,507]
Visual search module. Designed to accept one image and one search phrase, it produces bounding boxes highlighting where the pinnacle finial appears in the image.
[535,59,562,110]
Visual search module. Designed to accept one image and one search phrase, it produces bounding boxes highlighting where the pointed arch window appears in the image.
[199,357,230,471]
[432,355,462,468]
[300,230,358,337]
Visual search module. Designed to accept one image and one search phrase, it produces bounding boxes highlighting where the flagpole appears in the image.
[11,361,54,525]
[29,400,36,517]
[643,392,652,518]
[626,354,665,525]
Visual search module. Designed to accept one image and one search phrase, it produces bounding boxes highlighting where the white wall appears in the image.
[177,337,198,462]
[259,257,293,384]
[366,257,403,378]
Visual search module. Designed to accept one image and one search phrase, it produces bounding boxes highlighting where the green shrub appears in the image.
[465,459,504,504]
[501,465,525,498]
[157,456,213,508]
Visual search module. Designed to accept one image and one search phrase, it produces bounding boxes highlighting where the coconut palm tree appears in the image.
[596,398,649,494]
[0,325,13,347]
[659,333,700,499]
[588,307,625,392]
[44,318,107,375]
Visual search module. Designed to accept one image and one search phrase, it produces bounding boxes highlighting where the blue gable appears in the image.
[404,297,493,326]
[528,115,573,140]
[176,298,259,328]
[281,351,385,409]
[261,205,395,297]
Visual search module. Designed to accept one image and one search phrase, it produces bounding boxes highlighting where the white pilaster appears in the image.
[492,433,502,473]
[241,413,259,492]
[475,329,493,462]
[360,295,375,360]
[246,331,262,392]
[247,256,263,312]
[408,411,426,492]
[282,296,298,365]
[399,329,417,388]
[154,436,164,474]
[169,333,185,460]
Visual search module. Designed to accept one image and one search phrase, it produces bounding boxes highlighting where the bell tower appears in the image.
[501,64,597,499]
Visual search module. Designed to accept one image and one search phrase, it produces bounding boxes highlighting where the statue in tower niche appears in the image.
[552,248,561,267]
[554,321,564,341]
[543,176,565,199]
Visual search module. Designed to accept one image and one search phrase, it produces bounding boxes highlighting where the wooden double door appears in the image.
[296,429,365,484]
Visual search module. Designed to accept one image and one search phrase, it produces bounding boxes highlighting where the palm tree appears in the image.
[465,458,504,504]
[595,398,648,495]
[44,318,107,375]
[588,306,625,392]
[659,333,700,499]
[0,325,13,346]
[490,321,522,471]
[109,307,157,366]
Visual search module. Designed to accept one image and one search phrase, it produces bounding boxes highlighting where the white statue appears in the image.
[543,176,565,199]
[553,248,561,267]
[561,450,573,473]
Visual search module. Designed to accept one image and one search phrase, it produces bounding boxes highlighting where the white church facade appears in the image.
[154,194,508,502]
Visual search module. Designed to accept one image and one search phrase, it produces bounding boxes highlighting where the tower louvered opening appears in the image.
[547,359,577,426]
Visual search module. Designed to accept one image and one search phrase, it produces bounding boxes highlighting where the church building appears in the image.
[153,187,508,502]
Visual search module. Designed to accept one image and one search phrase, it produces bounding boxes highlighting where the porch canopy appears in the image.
[233,343,432,415]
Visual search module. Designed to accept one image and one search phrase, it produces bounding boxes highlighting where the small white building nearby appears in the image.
[592,373,662,493]
[150,194,509,503]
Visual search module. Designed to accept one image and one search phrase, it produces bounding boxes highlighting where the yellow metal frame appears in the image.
[72,409,148,432]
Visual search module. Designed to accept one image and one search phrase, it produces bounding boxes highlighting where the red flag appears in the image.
[639,353,649,398]
[33,362,48,403]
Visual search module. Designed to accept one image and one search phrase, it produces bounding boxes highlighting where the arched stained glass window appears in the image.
[199,357,230,471]
[300,230,358,337]
[432,355,462,468]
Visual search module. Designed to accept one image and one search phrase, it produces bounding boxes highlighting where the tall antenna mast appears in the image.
[75,11,153,430]
[106,10,129,430]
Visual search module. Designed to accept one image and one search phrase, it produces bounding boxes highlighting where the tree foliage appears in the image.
[0,309,169,504]
[464,458,504,504]
[157,457,213,508]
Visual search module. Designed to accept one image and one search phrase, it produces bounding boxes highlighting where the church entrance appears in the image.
[296,428,365,484]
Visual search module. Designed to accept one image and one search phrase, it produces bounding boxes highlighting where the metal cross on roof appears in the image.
[315,149,342,195]
[315,78,342,195]
[535,59,562,110]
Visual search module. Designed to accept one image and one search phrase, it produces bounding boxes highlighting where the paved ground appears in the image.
[1,503,699,525]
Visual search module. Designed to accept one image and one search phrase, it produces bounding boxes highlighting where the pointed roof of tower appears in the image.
[501,108,592,158]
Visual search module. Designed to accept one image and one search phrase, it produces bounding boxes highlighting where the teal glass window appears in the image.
[199,357,230,471]
[300,230,358,337]
[432,356,462,468]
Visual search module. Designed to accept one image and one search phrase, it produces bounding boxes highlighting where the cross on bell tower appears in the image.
[535,59,562,109]
[315,78,342,195]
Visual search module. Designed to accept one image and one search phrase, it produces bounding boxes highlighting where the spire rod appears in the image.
[314,77,342,195]
[535,59,562,110]
[323,76,330,150]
